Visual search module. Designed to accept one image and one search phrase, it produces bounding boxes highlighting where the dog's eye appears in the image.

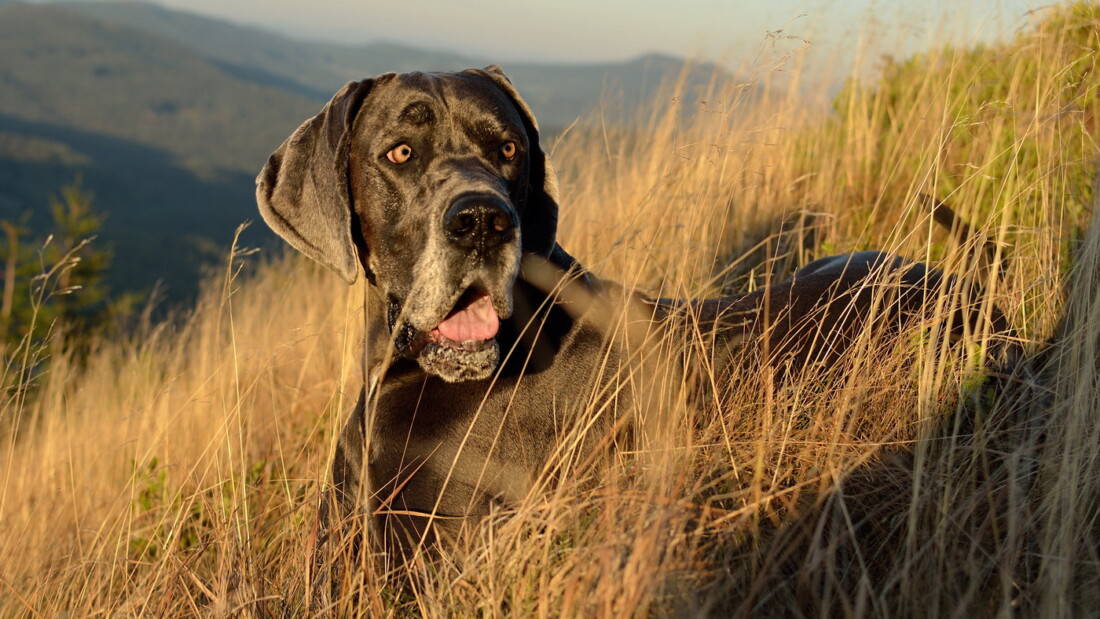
[500,141,517,161]
[386,143,414,164]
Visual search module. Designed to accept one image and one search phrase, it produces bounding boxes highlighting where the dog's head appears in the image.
[256,67,559,382]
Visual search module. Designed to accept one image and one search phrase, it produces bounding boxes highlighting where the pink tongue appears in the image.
[435,294,500,342]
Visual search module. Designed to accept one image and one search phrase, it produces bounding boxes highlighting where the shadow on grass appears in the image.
[692,286,1075,616]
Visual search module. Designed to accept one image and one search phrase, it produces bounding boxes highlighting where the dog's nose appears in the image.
[443,195,516,250]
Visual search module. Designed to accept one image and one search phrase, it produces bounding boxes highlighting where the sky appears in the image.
[148,0,1054,65]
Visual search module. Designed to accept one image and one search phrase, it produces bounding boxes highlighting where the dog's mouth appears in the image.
[428,287,500,350]
[406,286,503,383]
[391,280,512,382]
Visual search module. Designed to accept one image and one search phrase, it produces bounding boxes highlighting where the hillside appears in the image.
[59,1,478,99]
[0,2,319,297]
[62,1,730,132]
[0,4,323,172]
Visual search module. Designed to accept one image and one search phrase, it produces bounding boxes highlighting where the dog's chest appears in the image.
[370,377,569,515]
[367,329,619,520]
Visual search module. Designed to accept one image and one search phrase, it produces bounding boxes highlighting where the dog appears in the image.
[256,66,1006,589]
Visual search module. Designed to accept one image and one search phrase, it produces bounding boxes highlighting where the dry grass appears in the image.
[2,4,1098,617]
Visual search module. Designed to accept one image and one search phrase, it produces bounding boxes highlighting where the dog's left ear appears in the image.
[467,65,560,257]
[256,79,374,284]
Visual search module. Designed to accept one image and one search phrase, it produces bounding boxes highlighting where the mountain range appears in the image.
[0,1,731,302]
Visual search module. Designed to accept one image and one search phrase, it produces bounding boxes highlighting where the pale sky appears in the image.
[151,0,1052,64]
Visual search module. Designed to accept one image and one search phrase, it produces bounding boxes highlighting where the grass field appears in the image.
[1,3,1098,616]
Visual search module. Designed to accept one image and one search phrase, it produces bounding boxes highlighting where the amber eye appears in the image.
[386,143,414,164]
[500,141,517,161]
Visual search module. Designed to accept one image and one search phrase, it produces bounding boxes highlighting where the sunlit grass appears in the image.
[1,3,1098,616]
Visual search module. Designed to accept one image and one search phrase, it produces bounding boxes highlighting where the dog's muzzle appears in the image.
[387,194,522,382]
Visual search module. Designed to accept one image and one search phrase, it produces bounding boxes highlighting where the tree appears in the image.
[0,218,27,328]
[0,180,122,351]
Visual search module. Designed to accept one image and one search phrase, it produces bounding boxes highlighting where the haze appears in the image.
[148,0,1048,64]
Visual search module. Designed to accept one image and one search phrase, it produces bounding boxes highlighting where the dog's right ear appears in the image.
[256,79,374,284]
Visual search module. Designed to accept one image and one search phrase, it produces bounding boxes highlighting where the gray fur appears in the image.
[796,250,909,277]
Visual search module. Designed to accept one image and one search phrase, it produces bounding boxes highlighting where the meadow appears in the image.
[1,3,1098,616]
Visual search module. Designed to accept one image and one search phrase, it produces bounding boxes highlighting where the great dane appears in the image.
[256,66,1003,581]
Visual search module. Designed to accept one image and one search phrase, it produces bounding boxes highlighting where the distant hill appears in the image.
[0,2,319,298]
[61,2,730,132]
[0,1,734,304]
[59,1,478,99]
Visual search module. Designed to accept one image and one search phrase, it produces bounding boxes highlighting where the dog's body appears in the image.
[322,250,965,553]
[256,68,1002,578]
